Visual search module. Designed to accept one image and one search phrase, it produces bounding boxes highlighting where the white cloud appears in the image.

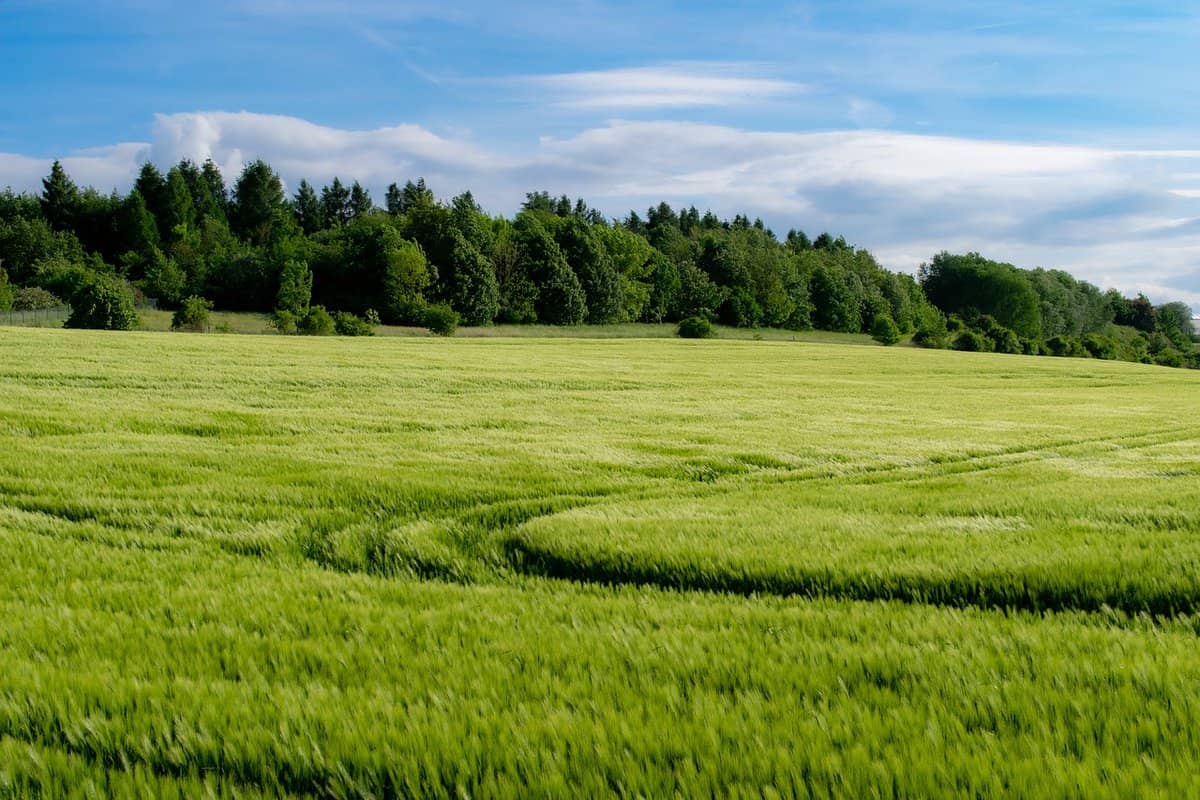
[3,111,1200,311]
[523,64,803,110]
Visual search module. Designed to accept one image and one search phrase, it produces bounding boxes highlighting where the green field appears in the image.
[2,328,1200,797]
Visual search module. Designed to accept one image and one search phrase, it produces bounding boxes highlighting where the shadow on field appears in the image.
[502,534,1200,619]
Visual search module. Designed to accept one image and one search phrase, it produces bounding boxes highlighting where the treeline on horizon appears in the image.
[0,158,1196,367]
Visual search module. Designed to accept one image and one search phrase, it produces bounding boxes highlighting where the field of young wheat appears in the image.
[1,328,1199,797]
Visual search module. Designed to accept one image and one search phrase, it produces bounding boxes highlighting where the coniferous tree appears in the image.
[293,180,322,234]
[348,181,373,219]
[162,167,196,240]
[385,182,404,216]
[320,178,351,228]
[40,160,80,232]
[200,159,228,218]
[229,160,286,246]
[134,162,170,239]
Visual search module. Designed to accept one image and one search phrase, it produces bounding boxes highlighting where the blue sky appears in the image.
[3,0,1200,308]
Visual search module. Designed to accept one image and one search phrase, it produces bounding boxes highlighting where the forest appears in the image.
[0,158,1196,367]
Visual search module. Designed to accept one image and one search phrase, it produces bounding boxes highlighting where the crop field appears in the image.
[2,328,1200,797]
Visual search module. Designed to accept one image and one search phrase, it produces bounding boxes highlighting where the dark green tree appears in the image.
[40,160,80,231]
[321,178,351,228]
[293,180,322,235]
[229,160,286,246]
[348,181,373,219]
[446,231,499,326]
[200,159,228,218]
[555,216,621,324]
[162,166,196,240]
[514,214,584,325]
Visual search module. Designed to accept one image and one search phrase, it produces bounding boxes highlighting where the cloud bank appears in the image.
[2,110,1199,310]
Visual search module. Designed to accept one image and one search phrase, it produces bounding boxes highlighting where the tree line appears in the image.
[0,158,1195,367]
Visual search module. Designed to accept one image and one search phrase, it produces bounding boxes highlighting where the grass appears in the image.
[132,309,882,344]
[1,328,1199,795]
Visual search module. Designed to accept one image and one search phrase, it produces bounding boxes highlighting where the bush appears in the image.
[1020,338,1042,356]
[987,327,1022,354]
[1154,348,1184,368]
[870,313,901,346]
[297,305,335,336]
[1081,333,1119,360]
[676,316,714,339]
[270,309,298,335]
[0,267,12,311]
[65,276,139,330]
[721,288,763,328]
[911,310,950,349]
[423,304,459,336]
[1044,335,1086,358]
[363,308,382,327]
[12,286,63,311]
[171,296,213,332]
[952,330,990,352]
[334,311,375,337]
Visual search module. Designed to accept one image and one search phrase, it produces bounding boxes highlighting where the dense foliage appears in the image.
[0,160,1194,365]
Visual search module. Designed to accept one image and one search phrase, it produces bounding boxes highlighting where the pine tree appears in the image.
[229,160,285,246]
[40,160,80,231]
[320,178,351,228]
[385,182,403,215]
[162,167,196,240]
[135,162,169,240]
[293,180,321,234]
[348,181,373,219]
[200,159,228,218]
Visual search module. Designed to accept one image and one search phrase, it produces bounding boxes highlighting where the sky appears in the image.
[2,0,1200,310]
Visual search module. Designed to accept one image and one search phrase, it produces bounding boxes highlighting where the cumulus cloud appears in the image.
[522,63,803,110]
[3,110,1200,310]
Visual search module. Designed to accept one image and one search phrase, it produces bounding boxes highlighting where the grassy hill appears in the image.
[1,328,1199,796]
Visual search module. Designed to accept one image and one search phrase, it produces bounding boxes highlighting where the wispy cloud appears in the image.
[523,63,804,110]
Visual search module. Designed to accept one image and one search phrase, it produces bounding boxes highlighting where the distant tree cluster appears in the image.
[0,159,1195,367]
[919,252,1197,368]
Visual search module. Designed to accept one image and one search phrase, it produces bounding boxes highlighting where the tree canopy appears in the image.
[0,159,1194,369]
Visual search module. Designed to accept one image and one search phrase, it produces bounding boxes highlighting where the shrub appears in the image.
[1081,333,1118,360]
[1020,338,1042,356]
[952,330,990,352]
[1154,348,1184,368]
[424,303,459,336]
[65,276,139,330]
[334,311,375,337]
[12,286,63,311]
[363,308,382,327]
[870,313,901,346]
[270,309,298,335]
[297,305,335,336]
[1044,335,1086,358]
[911,310,950,349]
[171,296,213,332]
[722,288,763,328]
[0,267,12,311]
[987,327,1022,354]
[676,316,714,339]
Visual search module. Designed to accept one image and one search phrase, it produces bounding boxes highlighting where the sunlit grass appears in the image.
[1,327,1199,795]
